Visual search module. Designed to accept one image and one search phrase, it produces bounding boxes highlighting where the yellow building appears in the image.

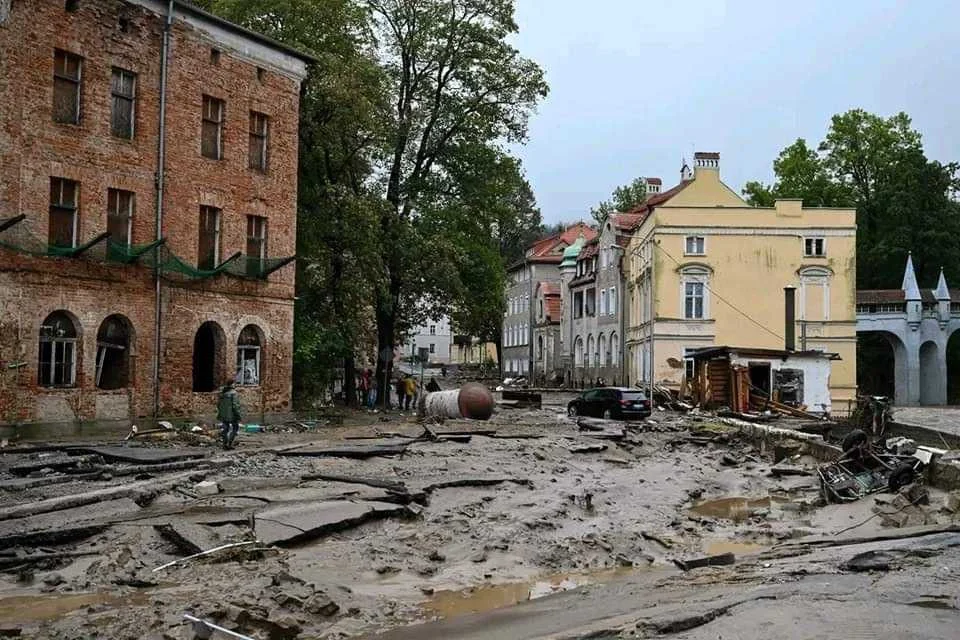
[624,153,857,414]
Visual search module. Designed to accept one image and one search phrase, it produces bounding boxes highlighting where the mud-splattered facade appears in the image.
[0,1,311,425]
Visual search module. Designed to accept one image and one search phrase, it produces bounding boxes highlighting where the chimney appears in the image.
[784,287,796,352]
[645,177,662,194]
[694,152,720,175]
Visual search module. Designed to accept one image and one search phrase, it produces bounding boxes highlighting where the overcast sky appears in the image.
[511,0,960,224]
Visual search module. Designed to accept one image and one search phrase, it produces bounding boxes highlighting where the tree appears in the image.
[365,0,548,391]
[203,0,388,406]
[590,177,649,225]
[741,139,851,208]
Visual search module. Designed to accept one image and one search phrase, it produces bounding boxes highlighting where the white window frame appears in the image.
[803,237,826,257]
[236,344,261,385]
[685,235,706,256]
[680,266,711,320]
[429,325,436,335]
[684,281,705,319]
[610,286,617,314]
[683,347,696,381]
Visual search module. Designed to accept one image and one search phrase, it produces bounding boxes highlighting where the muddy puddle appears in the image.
[0,591,150,625]
[424,568,633,619]
[690,496,788,521]
[703,539,767,555]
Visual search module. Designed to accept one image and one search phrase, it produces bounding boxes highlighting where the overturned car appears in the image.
[818,429,929,504]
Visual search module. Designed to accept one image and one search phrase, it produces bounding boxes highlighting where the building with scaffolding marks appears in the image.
[0,1,312,425]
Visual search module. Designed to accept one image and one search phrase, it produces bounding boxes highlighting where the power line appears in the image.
[652,242,786,342]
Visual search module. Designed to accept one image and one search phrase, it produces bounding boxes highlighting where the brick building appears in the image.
[0,1,312,425]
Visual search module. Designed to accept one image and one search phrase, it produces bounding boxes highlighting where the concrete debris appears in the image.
[153,541,257,573]
[568,443,607,454]
[254,501,410,546]
[673,552,736,571]
[154,521,225,556]
[194,480,221,496]
[277,442,410,458]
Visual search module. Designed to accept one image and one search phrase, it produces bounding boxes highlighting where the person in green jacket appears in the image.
[217,380,242,449]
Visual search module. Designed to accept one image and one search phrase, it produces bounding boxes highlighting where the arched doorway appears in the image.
[96,314,133,390]
[856,331,904,402]
[193,321,225,392]
[919,341,942,406]
[947,330,960,404]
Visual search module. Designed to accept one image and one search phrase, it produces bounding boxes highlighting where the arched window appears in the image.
[610,333,619,366]
[679,264,712,320]
[38,311,78,387]
[575,336,584,366]
[598,334,607,366]
[586,334,594,367]
[96,314,133,390]
[237,325,264,386]
[193,321,226,392]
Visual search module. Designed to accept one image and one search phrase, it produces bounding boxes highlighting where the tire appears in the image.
[888,463,917,492]
[602,409,612,419]
[568,404,579,417]
[842,429,868,453]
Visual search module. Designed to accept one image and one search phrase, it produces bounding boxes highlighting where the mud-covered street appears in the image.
[0,397,958,639]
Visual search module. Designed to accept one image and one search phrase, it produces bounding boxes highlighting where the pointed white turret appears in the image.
[902,253,921,329]
[935,267,951,326]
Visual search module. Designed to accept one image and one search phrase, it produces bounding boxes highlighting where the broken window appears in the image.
[49,177,78,248]
[804,237,825,257]
[248,111,269,171]
[198,206,221,270]
[38,311,77,387]
[53,49,82,124]
[684,282,704,319]
[110,68,136,139]
[107,188,134,246]
[236,325,262,386]
[245,214,266,276]
[201,95,224,159]
[585,289,596,317]
[775,368,804,405]
[96,315,131,390]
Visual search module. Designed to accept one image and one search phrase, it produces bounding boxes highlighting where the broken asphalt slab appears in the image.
[254,500,412,546]
[276,442,410,459]
[154,521,226,556]
[0,498,142,550]
[63,445,209,464]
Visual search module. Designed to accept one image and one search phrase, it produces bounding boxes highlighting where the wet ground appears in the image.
[0,396,957,639]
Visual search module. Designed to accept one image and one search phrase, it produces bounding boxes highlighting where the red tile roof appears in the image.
[609,212,644,230]
[538,281,560,297]
[525,222,598,264]
[646,177,662,185]
[857,289,960,305]
[620,180,692,231]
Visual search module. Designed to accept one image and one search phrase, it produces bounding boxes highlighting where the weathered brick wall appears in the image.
[0,0,300,424]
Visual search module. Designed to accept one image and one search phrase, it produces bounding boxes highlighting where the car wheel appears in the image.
[888,463,917,492]
[842,429,868,453]
[568,404,579,417]
[602,408,612,419]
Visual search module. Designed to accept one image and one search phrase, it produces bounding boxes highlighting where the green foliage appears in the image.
[747,111,959,289]
[590,177,649,225]
[203,0,548,404]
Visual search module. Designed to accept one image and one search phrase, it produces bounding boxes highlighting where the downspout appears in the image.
[153,0,174,417]
[648,237,655,403]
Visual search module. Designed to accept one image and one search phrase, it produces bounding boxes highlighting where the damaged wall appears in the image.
[0,0,304,424]
[728,352,832,413]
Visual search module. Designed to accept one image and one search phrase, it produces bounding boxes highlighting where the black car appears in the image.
[567,387,651,420]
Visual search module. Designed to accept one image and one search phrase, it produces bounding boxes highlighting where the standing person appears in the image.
[358,368,371,407]
[426,377,441,393]
[404,374,416,411]
[395,375,405,410]
[440,364,447,378]
[368,377,378,409]
[217,380,242,449]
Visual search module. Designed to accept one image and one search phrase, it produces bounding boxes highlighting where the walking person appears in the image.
[403,374,417,411]
[358,368,371,407]
[395,375,405,411]
[217,379,242,449]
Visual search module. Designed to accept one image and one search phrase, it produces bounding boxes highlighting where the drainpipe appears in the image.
[648,239,655,403]
[153,0,174,417]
